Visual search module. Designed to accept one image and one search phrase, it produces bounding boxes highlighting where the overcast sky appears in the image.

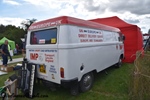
[0,0,150,33]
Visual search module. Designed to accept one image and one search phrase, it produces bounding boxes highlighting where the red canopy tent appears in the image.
[89,16,143,63]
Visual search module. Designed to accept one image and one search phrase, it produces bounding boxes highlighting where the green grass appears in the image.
[0,71,15,87]
[12,54,23,59]
[0,54,23,60]
[0,62,20,87]
[0,63,134,100]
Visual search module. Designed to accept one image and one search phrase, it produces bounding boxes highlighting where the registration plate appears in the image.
[39,65,46,73]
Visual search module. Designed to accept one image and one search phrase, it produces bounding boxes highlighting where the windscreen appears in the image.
[30,28,57,44]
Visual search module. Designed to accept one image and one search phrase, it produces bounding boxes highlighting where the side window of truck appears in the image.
[30,28,57,44]
[118,33,123,42]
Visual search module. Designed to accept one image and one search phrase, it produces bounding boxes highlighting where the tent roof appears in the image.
[89,16,137,28]
[0,37,14,43]
[0,37,15,50]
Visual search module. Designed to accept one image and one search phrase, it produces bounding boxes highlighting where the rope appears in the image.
[140,73,150,78]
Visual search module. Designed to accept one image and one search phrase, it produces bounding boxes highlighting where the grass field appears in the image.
[0,54,23,60]
[12,54,23,59]
[0,63,134,100]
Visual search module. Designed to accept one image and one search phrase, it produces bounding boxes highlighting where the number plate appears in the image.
[39,65,46,73]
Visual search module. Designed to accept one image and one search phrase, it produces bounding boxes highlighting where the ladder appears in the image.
[19,62,36,98]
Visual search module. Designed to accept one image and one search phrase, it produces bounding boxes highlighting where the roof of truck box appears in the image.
[28,16,120,32]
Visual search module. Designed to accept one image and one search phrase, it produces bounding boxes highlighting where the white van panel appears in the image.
[58,25,123,81]
[26,24,123,84]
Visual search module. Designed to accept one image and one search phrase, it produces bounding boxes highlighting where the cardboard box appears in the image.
[0,66,3,71]
[0,66,14,72]
[0,66,4,71]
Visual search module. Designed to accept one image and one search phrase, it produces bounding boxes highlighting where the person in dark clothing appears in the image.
[1,40,9,67]
[8,44,12,61]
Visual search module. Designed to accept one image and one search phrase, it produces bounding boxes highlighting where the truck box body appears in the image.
[23,16,124,95]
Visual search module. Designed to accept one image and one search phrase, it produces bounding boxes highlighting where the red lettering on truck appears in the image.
[30,53,38,60]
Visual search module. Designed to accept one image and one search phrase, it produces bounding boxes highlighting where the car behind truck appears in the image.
[19,16,124,97]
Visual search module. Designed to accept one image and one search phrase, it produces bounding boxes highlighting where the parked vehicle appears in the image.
[19,16,124,97]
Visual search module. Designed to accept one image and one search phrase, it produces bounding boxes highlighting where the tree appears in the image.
[0,25,26,49]
[21,18,37,33]
[0,24,5,33]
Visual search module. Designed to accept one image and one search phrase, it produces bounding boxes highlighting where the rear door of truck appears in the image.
[26,27,60,84]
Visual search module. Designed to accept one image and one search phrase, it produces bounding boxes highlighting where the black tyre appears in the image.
[116,57,122,68]
[79,72,94,92]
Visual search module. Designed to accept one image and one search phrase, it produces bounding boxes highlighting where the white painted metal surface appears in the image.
[26,16,124,84]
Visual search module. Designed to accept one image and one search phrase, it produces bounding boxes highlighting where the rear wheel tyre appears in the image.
[79,72,94,92]
[116,57,122,68]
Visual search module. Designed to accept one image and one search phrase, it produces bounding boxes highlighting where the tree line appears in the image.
[0,18,36,49]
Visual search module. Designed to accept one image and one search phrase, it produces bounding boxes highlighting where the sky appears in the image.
[0,0,150,33]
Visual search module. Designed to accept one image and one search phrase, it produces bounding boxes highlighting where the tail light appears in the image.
[60,67,64,78]
[120,45,123,50]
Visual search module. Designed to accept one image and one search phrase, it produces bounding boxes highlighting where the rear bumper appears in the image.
[22,59,78,88]
[61,78,78,88]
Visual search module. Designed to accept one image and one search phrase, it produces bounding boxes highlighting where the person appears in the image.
[23,34,27,58]
[1,40,9,67]
[8,44,12,61]
[16,44,19,54]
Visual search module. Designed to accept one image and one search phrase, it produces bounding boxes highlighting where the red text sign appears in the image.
[30,53,38,60]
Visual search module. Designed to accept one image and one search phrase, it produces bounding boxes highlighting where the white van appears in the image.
[21,16,124,96]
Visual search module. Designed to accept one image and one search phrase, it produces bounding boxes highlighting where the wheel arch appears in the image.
[120,54,124,59]
[79,69,97,81]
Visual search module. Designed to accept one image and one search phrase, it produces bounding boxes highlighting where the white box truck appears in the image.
[20,16,124,96]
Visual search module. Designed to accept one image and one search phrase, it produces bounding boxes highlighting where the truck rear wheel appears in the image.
[79,72,94,92]
[116,57,122,68]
